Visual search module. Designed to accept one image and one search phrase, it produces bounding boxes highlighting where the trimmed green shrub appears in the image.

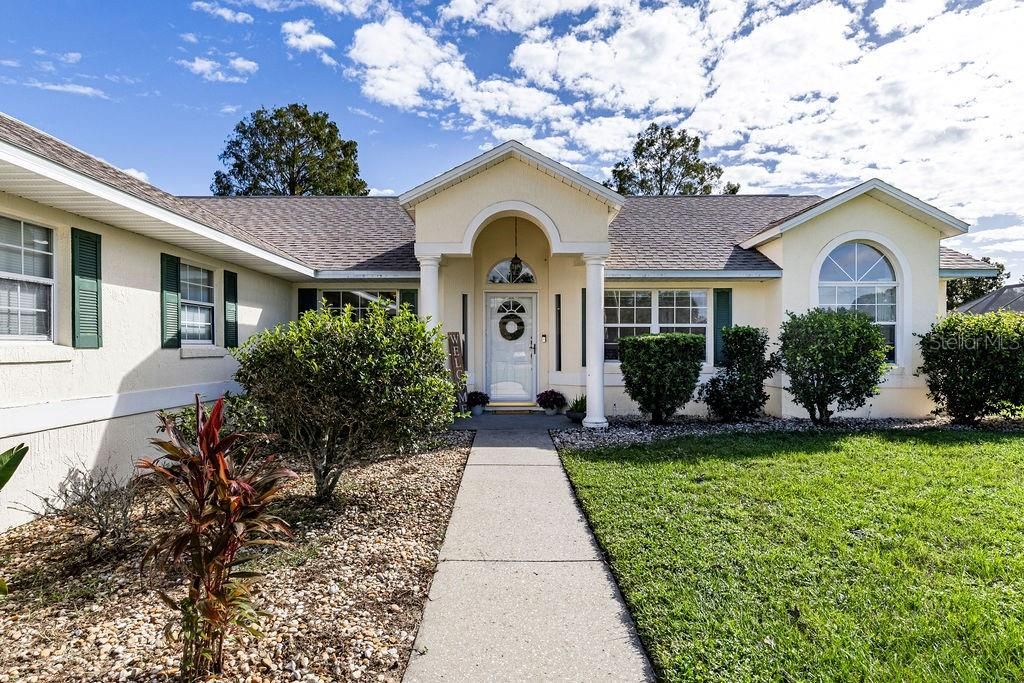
[918,311,1024,424]
[779,309,890,425]
[699,326,781,422]
[619,333,705,424]
[233,300,455,500]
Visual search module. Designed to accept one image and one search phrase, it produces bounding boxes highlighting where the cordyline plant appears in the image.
[138,396,296,682]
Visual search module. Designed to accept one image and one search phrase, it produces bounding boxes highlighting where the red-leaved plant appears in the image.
[139,396,296,681]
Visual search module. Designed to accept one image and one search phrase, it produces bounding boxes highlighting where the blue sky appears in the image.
[2,0,1022,274]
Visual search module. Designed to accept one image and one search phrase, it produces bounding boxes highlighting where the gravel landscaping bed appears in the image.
[0,431,473,683]
[551,414,1024,451]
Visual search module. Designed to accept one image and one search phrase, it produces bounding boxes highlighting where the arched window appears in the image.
[488,258,536,284]
[818,241,897,362]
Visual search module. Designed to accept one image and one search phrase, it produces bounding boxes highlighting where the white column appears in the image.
[418,256,441,329]
[584,255,607,428]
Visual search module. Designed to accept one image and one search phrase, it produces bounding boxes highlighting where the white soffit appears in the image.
[740,178,970,249]
[0,142,314,281]
[398,140,624,215]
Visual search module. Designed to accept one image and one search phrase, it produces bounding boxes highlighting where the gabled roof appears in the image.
[398,140,624,213]
[740,178,969,249]
[939,246,1001,277]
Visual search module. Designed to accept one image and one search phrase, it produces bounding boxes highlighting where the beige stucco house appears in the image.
[0,112,997,529]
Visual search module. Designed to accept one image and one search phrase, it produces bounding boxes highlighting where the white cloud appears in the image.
[190,1,254,23]
[25,79,108,98]
[310,0,376,17]
[282,18,336,51]
[180,32,199,43]
[871,0,947,35]
[58,51,82,64]
[440,0,612,32]
[348,106,383,122]
[176,56,253,83]
[120,167,149,182]
[220,104,242,114]
[368,187,396,196]
[229,56,259,73]
[0,59,19,68]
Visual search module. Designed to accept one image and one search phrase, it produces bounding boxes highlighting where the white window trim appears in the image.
[0,214,56,343]
[319,289,400,318]
[809,232,912,370]
[180,262,215,346]
[602,288,713,364]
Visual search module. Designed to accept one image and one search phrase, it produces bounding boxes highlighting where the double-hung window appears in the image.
[0,215,53,340]
[180,262,214,344]
[603,289,710,361]
[322,290,398,320]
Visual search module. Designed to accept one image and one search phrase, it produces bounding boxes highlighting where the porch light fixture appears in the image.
[509,217,524,282]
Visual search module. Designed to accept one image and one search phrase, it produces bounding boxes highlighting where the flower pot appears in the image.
[471,405,484,416]
[544,407,558,416]
[566,410,585,424]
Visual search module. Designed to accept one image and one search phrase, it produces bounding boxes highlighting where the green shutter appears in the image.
[224,270,238,349]
[713,288,733,366]
[399,289,418,314]
[71,228,102,349]
[297,288,317,317]
[161,253,181,349]
[581,287,587,367]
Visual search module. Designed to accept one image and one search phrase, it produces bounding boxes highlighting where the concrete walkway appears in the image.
[405,416,654,682]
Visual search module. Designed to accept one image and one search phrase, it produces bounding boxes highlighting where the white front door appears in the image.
[486,293,537,403]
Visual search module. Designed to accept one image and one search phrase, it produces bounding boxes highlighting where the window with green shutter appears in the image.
[224,270,238,348]
[713,288,733,366]
[160,253,181,349]
[71,228,102,348]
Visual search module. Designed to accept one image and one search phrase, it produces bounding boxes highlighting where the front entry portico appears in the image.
[400,141,621,428]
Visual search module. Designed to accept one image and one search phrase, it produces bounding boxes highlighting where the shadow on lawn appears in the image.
[569,427,1024,467]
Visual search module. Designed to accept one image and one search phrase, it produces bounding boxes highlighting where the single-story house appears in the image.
[0,112,997,529]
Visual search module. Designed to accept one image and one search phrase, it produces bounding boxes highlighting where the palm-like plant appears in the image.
[0,443,28,597]
[139,396,296,681]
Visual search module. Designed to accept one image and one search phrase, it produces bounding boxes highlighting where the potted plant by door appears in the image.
[565,394,586,424]
[467,391,490,417]
[537,390,567,416]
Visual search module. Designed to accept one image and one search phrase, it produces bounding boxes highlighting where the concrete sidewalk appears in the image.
[404,421,654,682]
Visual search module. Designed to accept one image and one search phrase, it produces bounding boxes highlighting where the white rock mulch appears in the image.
[0,431,473,683]
[551,414,1024,451]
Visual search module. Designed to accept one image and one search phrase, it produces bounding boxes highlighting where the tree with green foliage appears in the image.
[233,300,455,500]
[699,326,781,422]
[779,309,890,425]
[212,104,368,197]
[619,333,706,424]
[0,443,27,597]
[946,256,1008,310]
[605,123,740,196]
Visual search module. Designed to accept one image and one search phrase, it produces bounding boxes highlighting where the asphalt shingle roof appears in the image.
[0,112,997,276]
[0,112,302,265]
[187,196,417,271]
[607,195,823,271]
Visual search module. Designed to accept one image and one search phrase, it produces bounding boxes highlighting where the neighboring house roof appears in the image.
[187,196,417,274]
[607,195,822,274]
[956,284,1024,314]
[398,140,624,213]
[939,246,1000,276]
[740,178,969,249]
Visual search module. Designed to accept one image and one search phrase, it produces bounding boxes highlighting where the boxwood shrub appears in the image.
[779,309,890,425]
[619,333,705,424]
[918,311,1024,424]
[699,326,780,422]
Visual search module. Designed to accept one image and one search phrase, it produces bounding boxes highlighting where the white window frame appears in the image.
[814,240,899,365]
[0,214,55,343]
[603,288,712,363]
[320,289,399,319]
[179,262,215,345]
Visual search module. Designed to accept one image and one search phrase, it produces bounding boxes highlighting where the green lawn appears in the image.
[561,430,1024,682]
